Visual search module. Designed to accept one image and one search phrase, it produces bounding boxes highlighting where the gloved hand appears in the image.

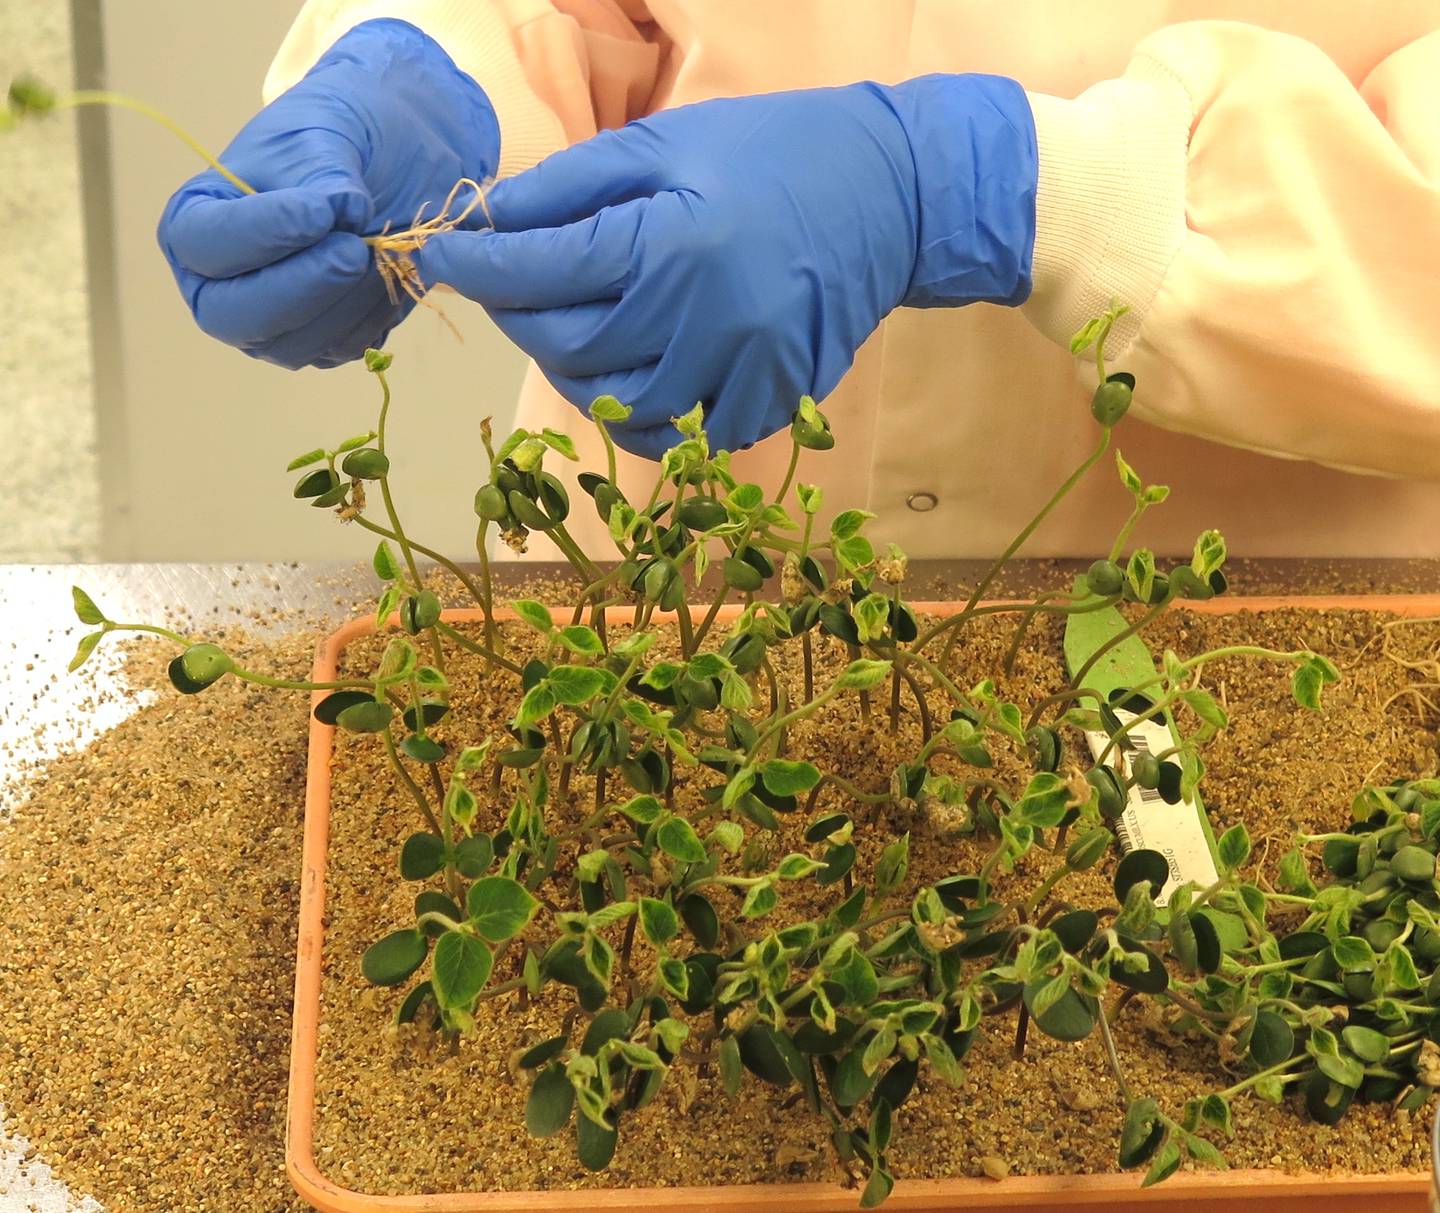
[415,75,1036,457]
[158,18,498,369]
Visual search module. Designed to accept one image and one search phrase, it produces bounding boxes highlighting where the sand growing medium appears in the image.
[312,607,1440,1196]
[1,598,1438,1211]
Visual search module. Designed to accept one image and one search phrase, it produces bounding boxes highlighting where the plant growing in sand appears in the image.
[16,65,1432,1210]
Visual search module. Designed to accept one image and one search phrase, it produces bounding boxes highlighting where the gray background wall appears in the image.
[2,1,529,563]
[1,1,98,563]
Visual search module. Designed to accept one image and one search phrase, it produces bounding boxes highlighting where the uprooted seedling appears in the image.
[4,75,487,329]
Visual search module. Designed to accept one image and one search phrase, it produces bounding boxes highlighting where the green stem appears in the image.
[370,370,445,673]
[105,620,190,646]
[433,622,522,676]
[231,666,374,693]
[59,91,256,194]
[352,516,487,605]
[383,728,441,834]
[776,439,801,506]
[924,428,1112,663]
[473,521,499,654]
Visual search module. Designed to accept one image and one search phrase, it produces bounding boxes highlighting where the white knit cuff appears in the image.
[1023,70,1192,358]
[263,1,567,178]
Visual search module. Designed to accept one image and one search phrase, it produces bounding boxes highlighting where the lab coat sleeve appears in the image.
[1024,21,1440,479]
[262,0,664,179]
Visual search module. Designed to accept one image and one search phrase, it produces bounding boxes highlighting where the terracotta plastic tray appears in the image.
[287,597,1440,1212]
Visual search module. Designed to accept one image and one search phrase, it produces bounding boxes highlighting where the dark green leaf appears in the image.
[526,1065,574,1137]
[399,832,445,880]
[454,833,493,878]
[1248,1010,1295,1067]
[575,1110,618,1171]
[1114,849,1169,901]
[361,929,427,987]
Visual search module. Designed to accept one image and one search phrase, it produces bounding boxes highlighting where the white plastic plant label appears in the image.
[1083,707,1219,901]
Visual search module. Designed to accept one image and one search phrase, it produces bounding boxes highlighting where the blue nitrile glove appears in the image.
[157,19,498,369]
[415,75,1036,458]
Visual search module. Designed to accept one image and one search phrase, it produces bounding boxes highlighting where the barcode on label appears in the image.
[1083,708,1219,901]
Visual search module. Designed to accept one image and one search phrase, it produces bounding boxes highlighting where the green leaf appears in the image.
[1115,451,1143,496]
[921,1033,965,1085]
[1015,772,1071,829]
[512,599,554,633]
[558,625,604,656]
[467,876,540,942]
[720,672,753,711]
[432,930,493,1008]
[834,535,875,571]
[1292,654,1340,710]
[399,832,445,880]
[1029,971,1072,1019]
[589,395,632,423]
[515,683,557,728]
[1247,1010,1295,1067]
[1141,1139,1182,1187]
[376,584,402,629]
[1181,688,1228,730]
[540,428,578,460]
[1382,940,1421,991]
[1069,314,1105,354]
[832,948,879,1006]
[640,661,682,691]
[453,833,493,879]
[860,1165,894,1209]
[1332,935,1376,973]
[372,540,401,581]
[575,1107,618,1171]
[776,853,825,881]
[638,897,678,947]
[68,630,103,672]
[796,483,823,515]
[742,880,779,918]
[1191,529,1227,579]
[721,766,757,810]
[861,1026,898,1076]
[658,957,690,999]
[71,586,105,625]
[1216,823,1251,873]
[335,700,393,734]
[618,795,664,825]
[526,1064,574,1137]
[548,665,611,705]
[1118,1097,1164,1167]
[335,430,376,453]
[286,447,326,471]
[1341,1025,1390,1064]
[1126,549,1156,603]
[719,1035,743,1097]
[831,510,874,541]
[759,759,821,797]
[361,929,428,986]
[1200,1092,1233,1136]
[837,660,892,691]
[874,833,910,897]
[656,816,707,865]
